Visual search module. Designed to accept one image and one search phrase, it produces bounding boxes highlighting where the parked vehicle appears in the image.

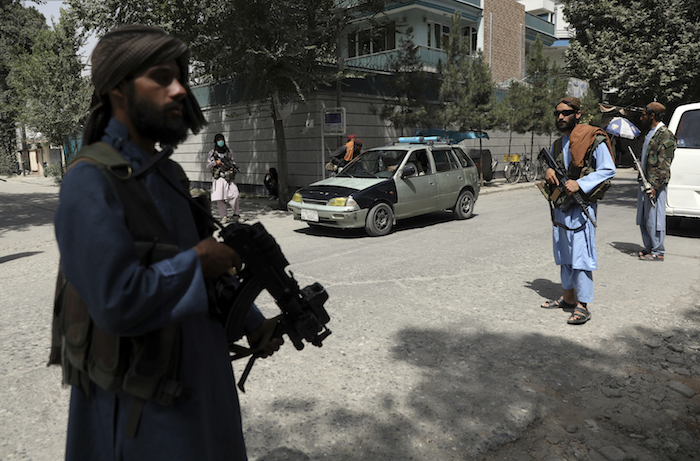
[466,149,497,182]
[666,102,700,227]
[287,137,480,236]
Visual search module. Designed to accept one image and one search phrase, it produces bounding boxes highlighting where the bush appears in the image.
[44,163,65,184]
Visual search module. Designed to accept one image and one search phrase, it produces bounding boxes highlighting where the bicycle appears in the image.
[522,154,544,182]
[503,154,522,183]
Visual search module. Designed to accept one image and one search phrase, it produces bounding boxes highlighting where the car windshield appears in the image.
[338,149,409,178]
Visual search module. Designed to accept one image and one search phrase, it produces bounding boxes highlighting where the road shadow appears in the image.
[248,319,700,461]
[0,192,59,235]
[608,241,648,256]
[0,251,43,264]
[602,173,639,209]
[524,278,566,301]
[292,211,475,239]
[668,218,700,238]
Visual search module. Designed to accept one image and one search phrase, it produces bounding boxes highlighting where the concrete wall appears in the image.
[173,88,553,194]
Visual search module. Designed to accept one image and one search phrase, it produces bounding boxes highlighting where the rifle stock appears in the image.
[539,147,597,228]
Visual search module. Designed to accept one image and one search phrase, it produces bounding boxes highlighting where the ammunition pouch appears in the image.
[212,166,235,182]
[541,134,613,209]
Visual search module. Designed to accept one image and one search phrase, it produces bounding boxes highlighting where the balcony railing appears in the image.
[344,46,471,73]
[525,13,555,37]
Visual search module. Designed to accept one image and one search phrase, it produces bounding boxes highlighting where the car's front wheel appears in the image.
[365,203,393,236]
[453,189,475,219]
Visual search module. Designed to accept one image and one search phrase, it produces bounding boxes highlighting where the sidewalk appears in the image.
[2,174,59,188]
[5,169,629,215]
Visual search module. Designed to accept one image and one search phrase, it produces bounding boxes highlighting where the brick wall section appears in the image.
[483,0,525,84]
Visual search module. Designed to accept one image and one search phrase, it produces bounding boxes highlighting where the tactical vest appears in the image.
[550,134,611,208]
[49,142,189,437]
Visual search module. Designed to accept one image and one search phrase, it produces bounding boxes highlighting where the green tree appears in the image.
[562,0,700,107]
[0,1,47,175]
[375,26,431,136]
[523,36,566,157]
[66,0,386,203]
[492,81,531,155]
[579,89,603,127]
[439,13,495,184]
[8,10,91,169]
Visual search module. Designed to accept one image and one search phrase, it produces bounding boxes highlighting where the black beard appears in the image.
[127,86,189,146]
[557,117,577,133]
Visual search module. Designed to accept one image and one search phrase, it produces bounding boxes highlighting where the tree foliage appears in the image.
[65,0,386,202]
[8,10,91,159]
[526,36,566,137]
[491,81,531,154]
[562,0,700,106]
[375,26,431,136]
[438,13,495,133]
[0,1,47,175]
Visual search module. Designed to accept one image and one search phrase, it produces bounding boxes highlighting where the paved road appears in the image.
[1,170,698,460]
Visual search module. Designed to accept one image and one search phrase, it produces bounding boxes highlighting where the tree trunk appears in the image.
[271,96,290,205]
[478,137,484,187]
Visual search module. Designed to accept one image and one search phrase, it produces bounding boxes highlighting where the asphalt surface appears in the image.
[1,169,699,461]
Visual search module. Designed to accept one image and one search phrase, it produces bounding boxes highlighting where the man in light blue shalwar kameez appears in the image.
[541,97,616,324]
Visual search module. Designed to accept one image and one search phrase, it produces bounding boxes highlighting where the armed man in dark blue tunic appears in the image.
[51,25,281,460]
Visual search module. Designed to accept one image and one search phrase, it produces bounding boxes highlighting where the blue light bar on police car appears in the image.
[397,136,441,143]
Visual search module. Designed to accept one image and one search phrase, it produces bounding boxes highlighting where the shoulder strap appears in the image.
[69,142,132,176]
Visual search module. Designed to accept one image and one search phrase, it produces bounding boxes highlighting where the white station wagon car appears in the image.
[287,137,480,236]
[667,102,700,227]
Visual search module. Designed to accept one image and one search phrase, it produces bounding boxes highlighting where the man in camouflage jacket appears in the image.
[636,102,676,261]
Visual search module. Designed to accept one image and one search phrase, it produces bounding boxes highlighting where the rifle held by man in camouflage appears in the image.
[627,146,656,208]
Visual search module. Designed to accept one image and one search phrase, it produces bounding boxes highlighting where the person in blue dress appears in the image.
[540,97,616,325]
[53,25,281,460]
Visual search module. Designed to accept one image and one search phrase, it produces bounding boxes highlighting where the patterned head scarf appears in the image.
[83,24,207,144]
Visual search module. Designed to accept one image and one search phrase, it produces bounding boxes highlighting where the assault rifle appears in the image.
[143,146,331,393]
[218,222,331,392]
[539,147,597,228]
[219,154,240,173]
[627,146,656,208]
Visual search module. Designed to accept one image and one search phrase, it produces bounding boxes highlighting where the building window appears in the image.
[427,22,450,49]
[463,26,477,55]
[348,33,357,58]
[347,24,396,57]
[428,23,476,53]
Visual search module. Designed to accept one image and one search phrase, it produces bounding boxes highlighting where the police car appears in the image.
[287,137,481,236]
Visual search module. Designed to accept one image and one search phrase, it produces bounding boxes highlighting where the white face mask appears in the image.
[216,140,225,148]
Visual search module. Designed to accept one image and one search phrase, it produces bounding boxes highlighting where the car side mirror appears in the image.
[401,164,416,178]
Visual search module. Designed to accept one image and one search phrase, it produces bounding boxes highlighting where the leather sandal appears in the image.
[567,305,591,325]
[639,253,664,261]
[541,297,577,309]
